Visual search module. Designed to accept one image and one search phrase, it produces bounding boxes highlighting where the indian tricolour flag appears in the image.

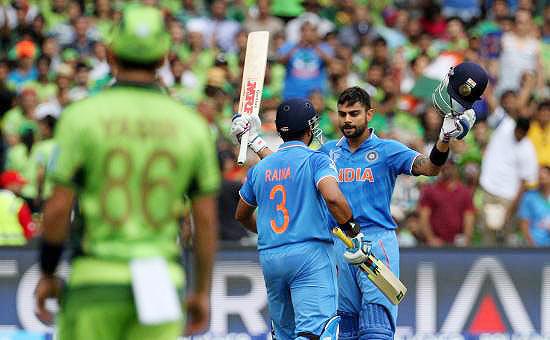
[411,52,463,102]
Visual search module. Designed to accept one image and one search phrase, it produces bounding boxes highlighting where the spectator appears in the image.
[25,55,56,102]
[278,20,333,99]
[419,160,475,246]
[244,0,284,53]
[68,60,90,101]
[7,40,38,90]
[518,166,550,247]
[186,0,240,52]
[527,100,550,167]
[1,88,37,146]
[480,117,539,245]
[0,170,35,245]
[496,10,541,96]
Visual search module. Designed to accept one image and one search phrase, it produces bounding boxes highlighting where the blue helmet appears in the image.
[276,98,323,143]
[433,62,489,116]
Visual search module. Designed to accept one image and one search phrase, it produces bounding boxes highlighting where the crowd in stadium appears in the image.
[0,0,548,248]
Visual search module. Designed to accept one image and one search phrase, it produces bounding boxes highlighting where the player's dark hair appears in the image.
[279,128,309,142]
[338,86,371,110]
[117,57,161,72]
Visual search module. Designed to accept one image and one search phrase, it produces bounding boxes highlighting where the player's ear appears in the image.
[366,108,375,122]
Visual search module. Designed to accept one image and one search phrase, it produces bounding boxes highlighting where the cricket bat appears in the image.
[237,31,270,166]
[332,227,407,305]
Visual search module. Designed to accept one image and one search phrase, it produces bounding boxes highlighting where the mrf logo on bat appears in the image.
[243,80,259,114]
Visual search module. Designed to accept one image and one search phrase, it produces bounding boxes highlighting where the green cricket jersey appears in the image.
[48,82,220,286]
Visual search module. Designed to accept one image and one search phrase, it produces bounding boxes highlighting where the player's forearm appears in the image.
[191,195,219,295]
[318,178,353,224]
[42,186,74,244]
[412,140,449,176]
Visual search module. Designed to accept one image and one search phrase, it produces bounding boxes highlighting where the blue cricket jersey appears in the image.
[319,130,420,230]
[239,141,339,251]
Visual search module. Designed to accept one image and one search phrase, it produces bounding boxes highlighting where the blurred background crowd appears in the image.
[0,0,548,248]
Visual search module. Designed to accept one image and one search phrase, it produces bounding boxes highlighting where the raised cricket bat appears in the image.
[332,227,407,305]
[237,31,270,165]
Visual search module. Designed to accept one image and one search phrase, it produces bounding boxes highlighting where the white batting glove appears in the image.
[231,113,266,153]
[439,109,476,142]
[343,233,372,265]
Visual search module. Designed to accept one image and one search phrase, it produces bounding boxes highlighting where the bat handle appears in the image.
[332,227,354,248]
[237,130,250,166]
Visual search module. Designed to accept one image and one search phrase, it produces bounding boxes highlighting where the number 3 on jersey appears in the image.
[269,184,289,234]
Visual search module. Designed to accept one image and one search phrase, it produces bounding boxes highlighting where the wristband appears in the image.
[39,240,64,276]
[429,144,449,167]
[249,135,267,153]
[339,218,360,237]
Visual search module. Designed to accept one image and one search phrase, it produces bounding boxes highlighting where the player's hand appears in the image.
[439,109,476,142]
[35,274,62,323]
[343,233,372,265]
[231,113,261,144]
[185,291,210,335]
[231,113,267,153]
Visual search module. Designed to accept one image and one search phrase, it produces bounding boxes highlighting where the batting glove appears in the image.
[231,113,266,153]
[439,109,476,142]
[343,233,372,265]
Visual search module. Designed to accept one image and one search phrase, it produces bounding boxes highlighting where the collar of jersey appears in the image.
[278,140,308,151]
[337,128,377,152]
[112,80,162,91]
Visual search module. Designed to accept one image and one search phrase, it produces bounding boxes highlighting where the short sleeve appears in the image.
[47,108,85,186]
[239,167,257,206]
[188,128,221,199]
[517,192,532,221]
[310,152,338,187]
[385,140,420,176]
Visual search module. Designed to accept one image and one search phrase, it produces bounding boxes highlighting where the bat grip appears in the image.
[237,130,250,166]
[332,227,354,248]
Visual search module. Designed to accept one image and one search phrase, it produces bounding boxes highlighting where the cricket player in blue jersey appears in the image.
[235,98,361,340]
[233,62,488,339]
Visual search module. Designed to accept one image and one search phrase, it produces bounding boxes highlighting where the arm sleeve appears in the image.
[385,140,420,176]
[239,167,257,206]
[188,127,221,199]
[18,203,35,240]
[310,152,338,188]
[46,107,86,187]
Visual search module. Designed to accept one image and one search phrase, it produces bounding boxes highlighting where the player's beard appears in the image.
[340,122,367,139]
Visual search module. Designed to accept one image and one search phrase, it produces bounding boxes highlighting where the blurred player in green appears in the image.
[34,5,220,340]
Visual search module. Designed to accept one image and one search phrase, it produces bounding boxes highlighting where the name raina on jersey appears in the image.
[263,167,374,183]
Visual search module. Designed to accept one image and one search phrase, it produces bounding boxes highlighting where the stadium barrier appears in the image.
[1,246,549,340]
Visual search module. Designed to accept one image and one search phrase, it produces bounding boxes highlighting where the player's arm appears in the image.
[235,167,258,233]
[235,199,257,233]
[317,177,354,230]
[190,195,218,295]
[411,140,449,176]
[36,107,83,322]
